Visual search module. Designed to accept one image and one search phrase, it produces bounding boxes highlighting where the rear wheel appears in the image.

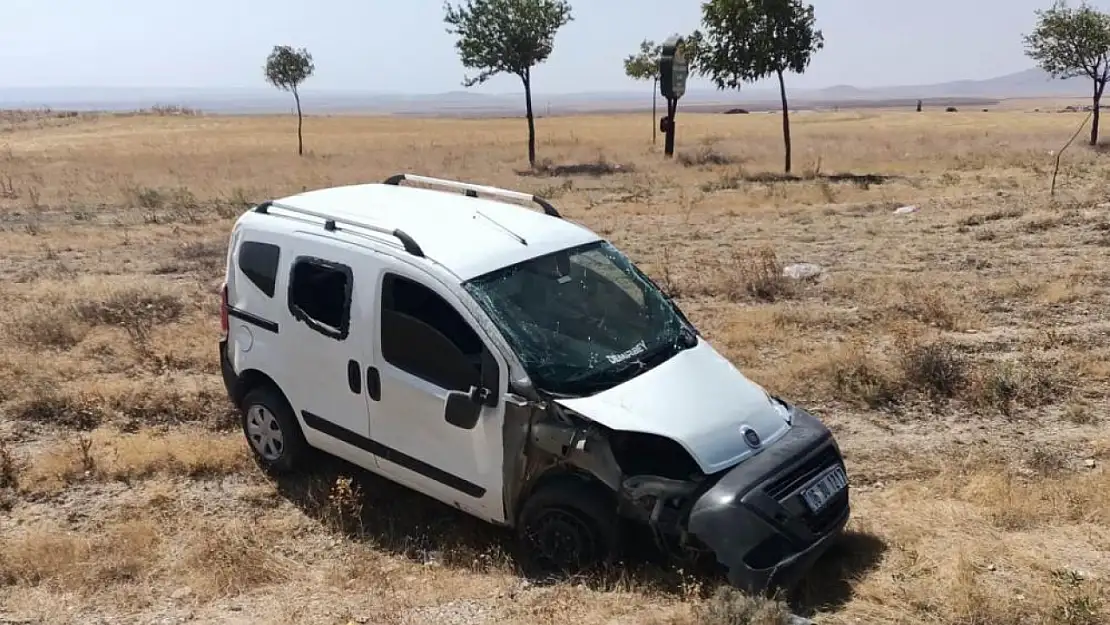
[240,386,307,475]
[516,478,619,580]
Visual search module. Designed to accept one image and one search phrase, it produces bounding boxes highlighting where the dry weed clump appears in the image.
[72,287,185,330]
[0,438,22,489]
[930,448,1109,525]
[528,155,633,177]
[817,331,1071,414]
[180,519,296,598]
[4,303,89,349]
[688,247,797,303]
[102,382,234,428]
[966,355,1072,417]
[677,146,739,167]
[894,335,969,400]
[7,374,232,431]
[687,586,792,625]
[8,380,104,430]
[21,427,247,493]
[321,474,366,536]
[821,342,905,409]
[884,288,975,332]
[6,279,190,357]
[0,520,162,592]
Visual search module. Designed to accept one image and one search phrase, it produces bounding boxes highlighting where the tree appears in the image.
[624,40,663,144]
[1024,0,1110,145]
[444,0,573,167]
[264,45,316,156]
[692,0,824,173]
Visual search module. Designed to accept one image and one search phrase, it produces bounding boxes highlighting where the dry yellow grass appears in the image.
[1,103,1108,624]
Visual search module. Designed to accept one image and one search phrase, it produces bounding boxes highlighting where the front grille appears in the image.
[763,444,840,501]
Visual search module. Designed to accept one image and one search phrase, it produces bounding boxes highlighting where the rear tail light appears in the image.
[219,282,229,338]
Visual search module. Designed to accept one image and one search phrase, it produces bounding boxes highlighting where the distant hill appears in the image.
[0,68,1094,117]
[804,68,1091,101]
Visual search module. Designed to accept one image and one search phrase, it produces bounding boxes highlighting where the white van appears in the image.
[218,174,850,592]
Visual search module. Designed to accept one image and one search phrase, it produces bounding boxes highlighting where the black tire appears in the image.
[515,477,620,581]
[239,385,308,475]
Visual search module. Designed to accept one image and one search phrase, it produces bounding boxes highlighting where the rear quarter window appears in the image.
[238,241,281,297]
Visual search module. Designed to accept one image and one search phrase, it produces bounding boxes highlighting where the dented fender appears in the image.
[500,390,625,525]
[502,394,705,543]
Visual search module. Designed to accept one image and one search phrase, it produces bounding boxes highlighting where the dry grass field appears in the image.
[0,102,1108,625]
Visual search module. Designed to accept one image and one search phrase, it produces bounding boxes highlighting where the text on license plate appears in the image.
[801,465,848,513]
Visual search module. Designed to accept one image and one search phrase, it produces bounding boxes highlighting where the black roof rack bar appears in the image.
[383,173,563,218]
[254,200,425,258]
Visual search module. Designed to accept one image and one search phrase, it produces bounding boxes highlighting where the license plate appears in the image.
[801,465,848,513]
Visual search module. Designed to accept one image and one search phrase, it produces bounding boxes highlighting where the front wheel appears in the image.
[516,479,620,581]
[240,386,307,475]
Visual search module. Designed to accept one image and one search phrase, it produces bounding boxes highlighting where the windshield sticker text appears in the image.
[606,340,647,364]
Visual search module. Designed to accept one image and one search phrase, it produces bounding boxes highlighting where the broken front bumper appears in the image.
[686,405,850,593]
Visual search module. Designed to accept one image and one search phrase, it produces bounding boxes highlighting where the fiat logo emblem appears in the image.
[742,427,762,449]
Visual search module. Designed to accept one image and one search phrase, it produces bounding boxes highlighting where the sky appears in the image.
[3,0,1109,95]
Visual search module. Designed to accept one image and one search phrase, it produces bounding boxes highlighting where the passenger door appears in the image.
[276,238,379,469]
[368,264,507,524]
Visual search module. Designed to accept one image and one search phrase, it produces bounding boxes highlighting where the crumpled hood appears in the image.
[555,339,792,475]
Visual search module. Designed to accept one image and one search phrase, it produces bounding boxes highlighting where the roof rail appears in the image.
[383,173,562,218]
[254,200,425,257]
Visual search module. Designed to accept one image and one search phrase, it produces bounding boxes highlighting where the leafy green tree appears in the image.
[444,0,573,167]
[1024,0,1110,145]
[692,0,824,173]
[264,45,316,156]
[681,30,706,71]
[624,39,663,143]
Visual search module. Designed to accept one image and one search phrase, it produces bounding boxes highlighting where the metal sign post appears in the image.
[659,35,689,158]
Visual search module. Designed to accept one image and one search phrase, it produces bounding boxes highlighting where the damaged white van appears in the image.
[218,174,850,592]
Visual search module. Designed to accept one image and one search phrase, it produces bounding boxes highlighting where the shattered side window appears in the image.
[463,241,694,396]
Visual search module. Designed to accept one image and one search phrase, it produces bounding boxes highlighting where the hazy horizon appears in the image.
[5,0,1110,96]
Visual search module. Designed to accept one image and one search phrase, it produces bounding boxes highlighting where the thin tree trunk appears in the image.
[523,69,536,167]
[293,87,304,156]
[776,69,792,174]
[653,77,658,145]
[1091,79,1105,146]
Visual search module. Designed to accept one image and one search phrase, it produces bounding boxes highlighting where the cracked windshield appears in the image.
[464,240,695,396]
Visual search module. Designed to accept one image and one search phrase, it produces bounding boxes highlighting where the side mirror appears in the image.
[445,389,483,430]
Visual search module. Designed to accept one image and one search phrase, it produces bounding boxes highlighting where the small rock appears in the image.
[987,563,997,571]
[783,262,823,280]
[894,205,919,215]
[170,587,193,600]
[787,616,816,625]
[1084,458,1097,469]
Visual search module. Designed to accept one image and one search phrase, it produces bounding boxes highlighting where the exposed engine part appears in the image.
[530,419,580,457]
[621,474,704,560]
[623,474,699,503]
